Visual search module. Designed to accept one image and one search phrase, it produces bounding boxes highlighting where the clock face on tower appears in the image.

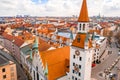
[75,50,80,56]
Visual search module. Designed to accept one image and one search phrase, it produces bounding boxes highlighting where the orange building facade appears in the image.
[0,56,17,80]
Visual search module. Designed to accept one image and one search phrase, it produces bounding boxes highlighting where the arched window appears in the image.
[36,66,38,71]
[79,24,81,30]
[83,24,85,30]
[77,37,81,43]
[36,66,39,80]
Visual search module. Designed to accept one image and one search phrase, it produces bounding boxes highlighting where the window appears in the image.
[36,66,38,71]
[37,72,39,80]
[83,24,85,30]
[75,77,77,80]
[79,57,82,61]
[72,76,74,79]
[73,55,75,59]
[98,49,99,51]
[97,56,99,58]
[11,72,14,77]
[3,75,6,79]
[34,70,35,80]
[77,37,81,43]
[79,65,81,69]
[73,63,75,66]
[79,72,81,76]
[73,70,75,73]
[2,68,5,72]
[79,24,81,30]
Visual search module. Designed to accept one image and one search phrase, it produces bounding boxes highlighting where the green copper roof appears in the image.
[85,33,89,42]
[21,45,31,55]
[70,31,73,40]
[92,32,95,40]
[32,37,38,50]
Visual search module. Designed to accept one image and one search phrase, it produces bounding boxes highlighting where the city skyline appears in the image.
[0,0,120,17]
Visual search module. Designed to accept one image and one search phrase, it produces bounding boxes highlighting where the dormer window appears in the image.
[77,37,81,43]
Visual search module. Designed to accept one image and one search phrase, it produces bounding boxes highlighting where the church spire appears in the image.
[72,0,91,48]
[78,0,89,22]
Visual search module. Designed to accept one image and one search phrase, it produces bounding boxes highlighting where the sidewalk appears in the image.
[92,45,119,80]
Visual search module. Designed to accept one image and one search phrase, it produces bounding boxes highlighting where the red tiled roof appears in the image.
[14,37,24,47]
[2,32,24,47]
[99,22,110,28]
[2,32,14,41]
[39,38,51,52]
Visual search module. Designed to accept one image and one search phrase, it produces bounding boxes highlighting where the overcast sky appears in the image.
[0,0,120,17]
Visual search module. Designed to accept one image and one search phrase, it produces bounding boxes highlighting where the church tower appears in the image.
[69,0,93,80]
[77,0,89,33]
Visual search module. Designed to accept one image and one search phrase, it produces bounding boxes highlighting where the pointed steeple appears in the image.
[72,0,91,48]
[78,0,89,22]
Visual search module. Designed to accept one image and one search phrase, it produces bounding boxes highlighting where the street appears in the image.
[92,37,119,80]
